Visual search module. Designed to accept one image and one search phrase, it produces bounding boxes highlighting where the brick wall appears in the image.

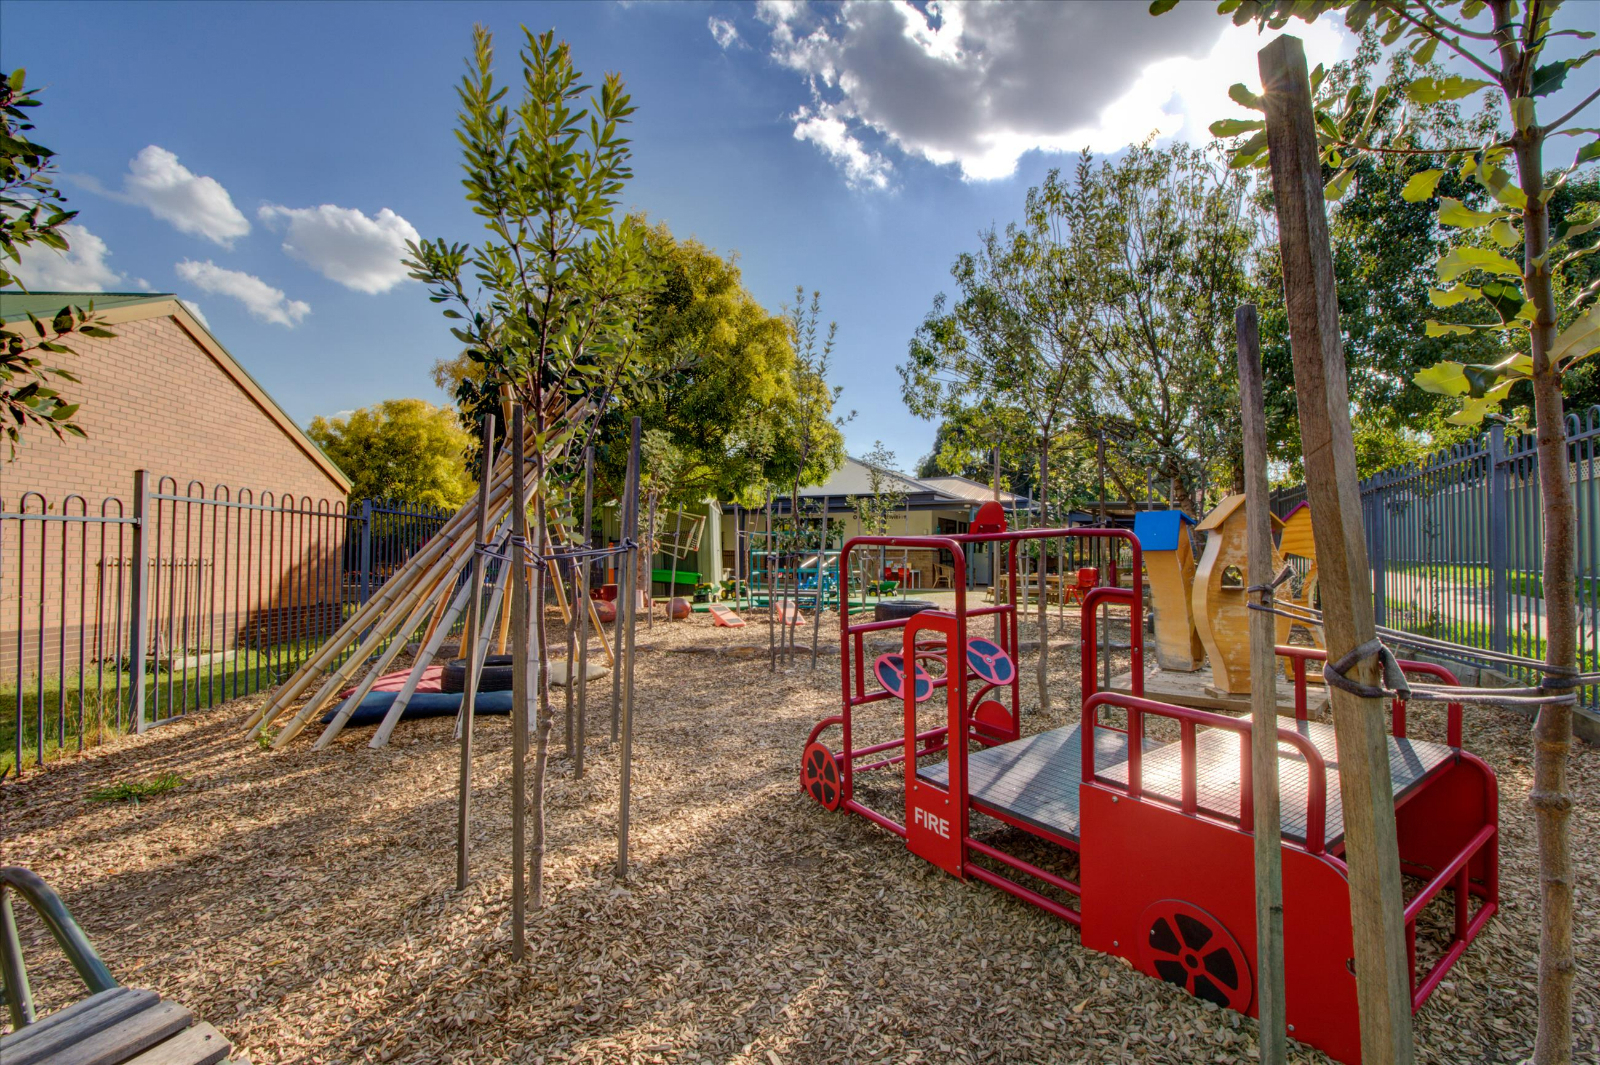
[0,312,344,504]
[2,310,352,680]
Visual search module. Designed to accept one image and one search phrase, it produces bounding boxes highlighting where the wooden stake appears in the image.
[1260,35,1414,1064]
[510,403,529,960]
[575,445,594,779]
[617,416,642,879]
[458,413,495,889]
[1238,304,1287,1064]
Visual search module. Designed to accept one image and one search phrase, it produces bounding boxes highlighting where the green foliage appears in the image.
[1251,37,1508,475]
[308,399,474,508]
[600,222,824,506]
[1,68,107,458]
[772,288,850,503]
[404,26,656,507]
[847,441,909,536]
[89,772,186,804]
[1165,0,1600,430]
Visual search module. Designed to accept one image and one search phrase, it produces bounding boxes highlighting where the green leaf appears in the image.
[1401,169,1444,202]
[1228,83,1264,112]
[1148,0,1179,13]
[1511,96,1536,130]
[1461,363,1513,398]
[1577,139,1600,167]
[1479,279,1526,323]
[1414,361,1470,395]
[1406,75,1493,105]
[1476,166,1527,210]
[1437,197,1506,228]
[51,403,78,421]
[7,69,23,91]
[1490,218,1520,248]
[1208,117,1264,137]
[1324,167,1355,201]
[1426,321,1475,337]
[1437,246,1523,282]
[1429,286,1479,307]
[1531,59,1570,98]
[1550,306,1600,368]
[1412,37,1438,65]
[1555,216,1600,243]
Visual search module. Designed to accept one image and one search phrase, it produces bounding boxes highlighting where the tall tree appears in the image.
[1046,142,1258,499]
[308,399,474,508]
[902,216,1093,711]
[1,68,110,459]
[405,27,655,906]
[1159,2,1598,1059]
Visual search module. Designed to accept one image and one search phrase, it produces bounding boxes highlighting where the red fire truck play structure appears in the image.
[801,518,1498,1064]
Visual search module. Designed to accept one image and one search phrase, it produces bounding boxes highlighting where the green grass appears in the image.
[1,629,392,776]
[1387,562,1600,602]
[89,771,186,803]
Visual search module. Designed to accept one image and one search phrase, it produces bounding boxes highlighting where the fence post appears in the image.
[129,469,150,733]
[1488,424,1510,655]
[358,499,373,604]
[1368,476,1387,627]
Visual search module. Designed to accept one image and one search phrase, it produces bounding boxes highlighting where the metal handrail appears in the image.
[1,866,118,1028]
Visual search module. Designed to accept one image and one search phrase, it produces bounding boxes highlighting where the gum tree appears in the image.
[902,222,1094,712]
[1157,2,1597,1059]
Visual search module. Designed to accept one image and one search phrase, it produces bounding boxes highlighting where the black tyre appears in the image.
[440,654,516,693]
[874,599,938,623]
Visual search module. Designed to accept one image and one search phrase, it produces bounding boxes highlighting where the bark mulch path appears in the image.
[2,610,1597,1064]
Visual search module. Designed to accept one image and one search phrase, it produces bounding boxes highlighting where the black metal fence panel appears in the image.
[2,471,453,776]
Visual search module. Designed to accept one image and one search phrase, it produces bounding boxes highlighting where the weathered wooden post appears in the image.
[509,403,529,960]
[575,445,593,779]
[1237,305,1286,1064]
[457,413,495,889]
[1260,35,1414,1063]
[617,417,642,879]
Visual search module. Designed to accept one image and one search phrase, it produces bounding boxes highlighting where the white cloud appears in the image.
[709,16,741,49]
[793,105,892,190]
[175,260,309,327]
[10,224,123,290]
[122,146,250,246]
[752,1,1350,185]
[180,299,210,329]
[258,203,419,294]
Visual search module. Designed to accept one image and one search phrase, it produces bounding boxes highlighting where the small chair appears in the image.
[933,563,954,590]
[1063,567,1099,606]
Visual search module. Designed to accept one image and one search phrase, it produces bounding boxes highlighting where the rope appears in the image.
[1252,599,1600,688]
[474,536,638,569]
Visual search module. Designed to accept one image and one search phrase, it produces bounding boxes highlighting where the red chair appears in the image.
[1063,567,1099,606]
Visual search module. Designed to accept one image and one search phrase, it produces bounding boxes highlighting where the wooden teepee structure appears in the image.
[243,392,592,750]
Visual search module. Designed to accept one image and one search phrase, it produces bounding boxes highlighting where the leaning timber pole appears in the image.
[1260,35,1413,1063]
[457,412,496,889]
[617,416,642,879]
[1237,304,1287,1064]
[509,403,530,960]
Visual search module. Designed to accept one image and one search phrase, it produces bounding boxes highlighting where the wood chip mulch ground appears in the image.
[3,609,1597,1064]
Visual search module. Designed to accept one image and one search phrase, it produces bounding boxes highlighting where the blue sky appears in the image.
[3,1,1589,471]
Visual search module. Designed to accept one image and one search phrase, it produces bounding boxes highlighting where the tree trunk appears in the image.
[1035,435,1051,712]
[1515,118,1576,1065]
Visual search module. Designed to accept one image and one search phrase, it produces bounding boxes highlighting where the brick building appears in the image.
[2,291,353,680]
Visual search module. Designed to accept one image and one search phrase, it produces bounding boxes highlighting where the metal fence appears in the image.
[1,471,451,776]
[1273,405,1600,712]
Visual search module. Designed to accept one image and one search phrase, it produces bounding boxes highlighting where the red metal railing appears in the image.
[1275,644,1465,747]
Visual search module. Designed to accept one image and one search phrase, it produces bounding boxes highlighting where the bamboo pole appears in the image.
[453,543,511,743]
[1260,35,1413,1064]
[646,494,658,630]
[766,490,775,671]
[510,403,529,961]
[418,564,457,648]
[1238,304,1287,1065]
[616,416,642,879]
[667,503,682,619]
[563,520,576,759]
[575,445,594,779]
[457,413,496,889]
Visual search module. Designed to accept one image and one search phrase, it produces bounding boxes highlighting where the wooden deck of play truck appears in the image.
[802,526,1498,1065]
